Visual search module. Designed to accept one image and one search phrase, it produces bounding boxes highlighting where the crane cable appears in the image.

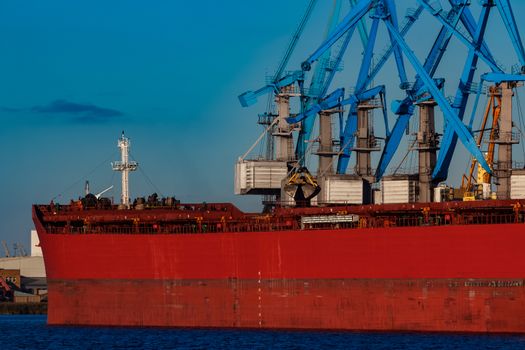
[52,150,119,201]
[129,152,164,198]
[241,117,280,161]
[515,89,525,165]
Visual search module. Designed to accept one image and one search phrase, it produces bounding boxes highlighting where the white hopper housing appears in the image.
[318,175,367,205]
[381,175,418,204]
[511,169,525,199]
[235,160,288,195]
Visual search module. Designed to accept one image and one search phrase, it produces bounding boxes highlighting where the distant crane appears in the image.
[461,72,525,199]
[1,241,10,258]
[14,243,28,257]
[461,87,501,199]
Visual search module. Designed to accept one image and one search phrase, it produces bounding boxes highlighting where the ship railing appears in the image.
[36,202,241,216]
[43,212,524,235]
[455,213,523,225]
[43,219,301,235]
[390,213,522,228]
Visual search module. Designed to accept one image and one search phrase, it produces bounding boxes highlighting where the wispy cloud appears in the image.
[32,100,124,123]
[0,99,125,124]
[0,106,22,113]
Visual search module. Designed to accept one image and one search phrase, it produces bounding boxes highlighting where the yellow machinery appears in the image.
[283,166,320,206]
[461,86,501,200]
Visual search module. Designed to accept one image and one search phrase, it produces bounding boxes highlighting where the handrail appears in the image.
[44,213,524,235]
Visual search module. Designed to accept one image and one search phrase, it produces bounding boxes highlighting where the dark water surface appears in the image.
[3,315,525,349]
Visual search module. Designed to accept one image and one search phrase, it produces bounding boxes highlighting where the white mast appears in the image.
[112,132,138,208]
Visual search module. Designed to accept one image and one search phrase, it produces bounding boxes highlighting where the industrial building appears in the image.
[0,230,46,303]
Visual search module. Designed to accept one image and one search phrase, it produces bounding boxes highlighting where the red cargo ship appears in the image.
[32,68,525,333]
[32,128,525,332]
[31,0,525,331]
[33,196,525,332]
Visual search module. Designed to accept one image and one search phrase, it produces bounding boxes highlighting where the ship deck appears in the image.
[34,199,525,235]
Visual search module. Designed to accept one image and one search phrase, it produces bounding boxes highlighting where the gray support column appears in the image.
[355,104,375,181]
[317,111,335,176]
[274,93,294,162]
[417,100,438,203]
[496,83,515,200]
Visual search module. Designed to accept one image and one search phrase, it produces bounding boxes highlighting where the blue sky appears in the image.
[1,1,525,250]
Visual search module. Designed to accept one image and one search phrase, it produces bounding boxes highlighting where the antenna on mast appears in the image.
[111,132,138,209]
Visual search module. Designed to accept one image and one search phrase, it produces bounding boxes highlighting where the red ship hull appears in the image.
[47,278,525,331]
[33,203,525,331]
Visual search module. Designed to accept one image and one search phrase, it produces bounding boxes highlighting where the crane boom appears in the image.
[273,0,318,81]
[383,18,492,173]
[238,0,317,108]
[433,1,493,181]
[461,91,500,192]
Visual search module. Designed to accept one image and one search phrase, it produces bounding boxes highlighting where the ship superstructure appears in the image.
[111,132,138,209]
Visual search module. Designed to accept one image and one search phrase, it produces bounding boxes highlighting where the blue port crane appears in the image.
[239,0,525,199]
[295,0,348,164]
[238,71,304,108]
[296,0,376,165]
[376,0,496,180]
[237,0,361,166]
[296,3,424,176]
[375,1,470,180]
[237,0,317,108]
[298,0,525,181]
[237,0,372,167]
[432,0,525,181]
[301,0,419,174]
